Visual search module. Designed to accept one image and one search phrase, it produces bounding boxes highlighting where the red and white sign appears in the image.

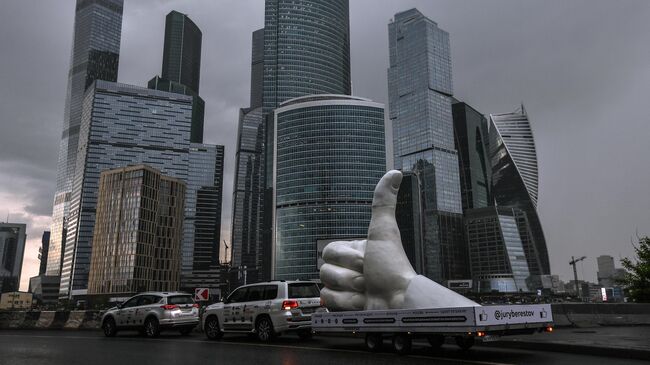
[195,288,209,301]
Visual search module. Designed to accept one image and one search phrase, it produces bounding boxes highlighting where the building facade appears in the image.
[149,11,205,143]
[263,0,351,113]
[0,223,27,293]
[465,207,531,293]
[49,0,124,278]
[231,29,267,283]
[38,231,50,276]
[452,101,491,211]
[272,95,386,280]
[489,106,550,275]
[87,165,185,296]
[388,9,466,283]
[59,81,192,298]
[29,275,60,306]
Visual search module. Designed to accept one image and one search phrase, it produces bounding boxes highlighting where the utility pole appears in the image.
[570,256,587,298]
[223,240,229,265]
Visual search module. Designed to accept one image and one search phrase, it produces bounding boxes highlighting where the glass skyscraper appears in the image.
[0,223,27,293]
[452,101,491,211]
[263,0,351,113]
[272,95,386,280]
[48,0,124,278]
[465,207,531,292]
[231,29,267,283]
[489,106,550,275]
[149,11,204,143]
[388,9,466,283]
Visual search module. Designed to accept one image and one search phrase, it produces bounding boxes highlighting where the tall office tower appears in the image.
[231,29,267,282]
[272,95,386,280]
[452,101,491,211]
[388,9,466,283]
[0,223,27,293]
[59,80,194,299]
[88,165,185,296]
[149,11,205,143]
[489,106,550,275]
[261,0,352,280]
[465,207,531,292]
[38,231,50,276]
[48,0,124,278]
[263,0,351,112]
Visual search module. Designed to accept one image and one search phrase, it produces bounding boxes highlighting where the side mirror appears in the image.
[116,303,122,309]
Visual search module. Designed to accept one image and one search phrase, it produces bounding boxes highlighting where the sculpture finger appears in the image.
[320,263,365,292]
[320,287,366,311]
[322,240,365,273]
[368,170,402,242]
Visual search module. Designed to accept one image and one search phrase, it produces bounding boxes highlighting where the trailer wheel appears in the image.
[455,335,475,350]
[365,333,383,352]
[392,333,412,355]
[427,334,445,349]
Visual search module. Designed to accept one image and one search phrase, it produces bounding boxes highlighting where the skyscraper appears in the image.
[258,0,353,281]
[452,101,491,211]
[88,165,185,296]
[263,0,351,113]
[48,0,124,278]
[465,207,531,292]
[0,223,26,293]
[272,95,386,280]
[489,106,550,275]
[388,9,466,283]
[149,11,205,143]
[231,29,267,282]
[161,11,202,94]
[38,231,50,276]
[59,80,194,298]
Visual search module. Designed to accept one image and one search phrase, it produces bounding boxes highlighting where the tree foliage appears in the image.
[620,236,650,302]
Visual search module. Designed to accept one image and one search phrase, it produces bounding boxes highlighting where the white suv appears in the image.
[202,281,322,342]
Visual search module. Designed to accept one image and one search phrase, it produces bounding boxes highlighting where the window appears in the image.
[264,285,278,300]
[138,295,161,306]
[122,296,140,308]
[246,286,265,302]
[226,287,248,304]
[288,283,320,299]
[167,295,194,305]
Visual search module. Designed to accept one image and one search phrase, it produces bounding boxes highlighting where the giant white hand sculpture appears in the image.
[320,170,479,311]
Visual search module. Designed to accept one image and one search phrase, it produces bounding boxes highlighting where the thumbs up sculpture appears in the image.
[320,170,480,311]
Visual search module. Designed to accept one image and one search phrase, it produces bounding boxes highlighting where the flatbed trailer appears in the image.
[311,304,554,354]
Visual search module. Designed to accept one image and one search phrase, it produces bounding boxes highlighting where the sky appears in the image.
[1,0,648,291]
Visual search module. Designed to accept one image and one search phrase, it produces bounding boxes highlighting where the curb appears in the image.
[483,339,650,361]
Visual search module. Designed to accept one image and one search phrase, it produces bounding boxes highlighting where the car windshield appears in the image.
[288,283,320,299]
[167,295,194,305]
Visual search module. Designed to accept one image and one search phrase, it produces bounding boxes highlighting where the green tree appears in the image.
[620,236,650,302]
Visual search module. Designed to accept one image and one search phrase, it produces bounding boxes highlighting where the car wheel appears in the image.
[297,330,313,340]
[144,317,160,338]
[455,335,475,350]
[365,333,383,352]
[255,316,275,342]
[102,317,117,337]
[179,327,193,336]
[392,333,412,355]
[204,316,223,340]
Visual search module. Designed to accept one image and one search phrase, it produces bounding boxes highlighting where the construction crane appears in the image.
[570,255,587,298]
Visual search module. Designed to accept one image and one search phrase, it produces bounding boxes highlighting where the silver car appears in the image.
[101,292,200,338]
[202,281,323,342]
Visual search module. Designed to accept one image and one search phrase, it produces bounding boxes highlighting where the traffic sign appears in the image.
[195,288,209,301]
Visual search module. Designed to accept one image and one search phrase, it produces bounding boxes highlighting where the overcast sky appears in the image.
[1,0,649,291]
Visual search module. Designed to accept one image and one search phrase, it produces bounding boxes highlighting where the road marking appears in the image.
[0,333,513,365]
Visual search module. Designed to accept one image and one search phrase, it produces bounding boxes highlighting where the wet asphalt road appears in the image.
[0,330,644,365]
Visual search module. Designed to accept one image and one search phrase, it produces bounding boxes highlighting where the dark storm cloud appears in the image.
[1,0,648,289]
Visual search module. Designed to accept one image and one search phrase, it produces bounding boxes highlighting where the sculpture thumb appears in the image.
[368,170,403,243]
